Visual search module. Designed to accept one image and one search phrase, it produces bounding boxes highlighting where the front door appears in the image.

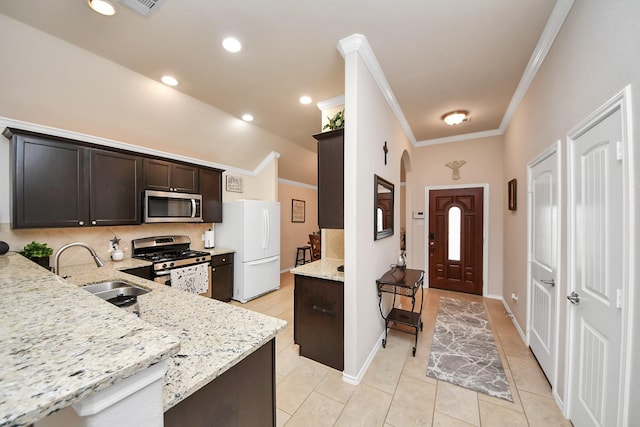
[428,187,483,295]
[528,147,558,386]
[568,107,624,427]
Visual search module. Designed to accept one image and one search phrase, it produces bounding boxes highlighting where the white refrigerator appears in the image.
[215,200,280,303]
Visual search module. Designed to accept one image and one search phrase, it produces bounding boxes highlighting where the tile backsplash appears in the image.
[0,222,214,268]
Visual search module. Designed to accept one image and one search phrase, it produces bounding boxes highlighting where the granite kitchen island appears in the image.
[0,253,286,426]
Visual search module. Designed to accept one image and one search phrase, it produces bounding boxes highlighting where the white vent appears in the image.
[119,0,166,16]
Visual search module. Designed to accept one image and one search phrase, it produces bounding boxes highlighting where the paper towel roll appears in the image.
[203,229,215,248]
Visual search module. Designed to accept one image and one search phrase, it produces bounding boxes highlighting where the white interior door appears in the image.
[568,108,623,427]
[528,146,558,386]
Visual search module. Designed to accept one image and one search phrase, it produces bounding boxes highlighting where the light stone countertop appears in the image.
[0,253,180,427]
[1,252,286,426]
[202,247,235,256]
[290,258,345,282]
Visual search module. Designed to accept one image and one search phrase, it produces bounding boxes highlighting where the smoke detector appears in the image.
[119,0,166,16]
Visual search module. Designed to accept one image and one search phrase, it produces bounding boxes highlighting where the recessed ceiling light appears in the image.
[161,75,179,86]
[222,37,242,53]
[241,114,254,122]
[441,110,470,126]
[87,0,117,16]
[299,96,312,105]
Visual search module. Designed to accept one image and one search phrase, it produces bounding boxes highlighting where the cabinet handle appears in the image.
[91,220,97,225]
[212,268,216,272]
[312,304,333,316]
[79,220,84,226]
[222,258,226,262]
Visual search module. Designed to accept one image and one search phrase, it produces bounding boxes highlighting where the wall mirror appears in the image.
[374,174,394,240]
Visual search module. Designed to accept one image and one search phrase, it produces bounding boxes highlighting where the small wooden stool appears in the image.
[295,246,312,266]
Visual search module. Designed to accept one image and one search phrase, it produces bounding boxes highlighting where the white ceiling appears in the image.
[0,0,558,152]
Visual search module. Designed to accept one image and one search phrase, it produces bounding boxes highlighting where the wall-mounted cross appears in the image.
[383,141,388,165]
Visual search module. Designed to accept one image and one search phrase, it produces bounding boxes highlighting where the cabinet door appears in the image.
[314,129,344,229]
[199,168,222,222]
[12,134,88,228]
[143,158,172,191]
[144,159,199,193]
[211,258,233,302]
[294,275,344,370]
[90,149,143,226]
[171,163,199,193]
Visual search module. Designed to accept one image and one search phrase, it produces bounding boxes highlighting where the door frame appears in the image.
[565,85,634,424]
[424,183,489,296]
[526,140,562,394]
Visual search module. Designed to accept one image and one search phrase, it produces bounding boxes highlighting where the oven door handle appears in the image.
[155,270,171,277]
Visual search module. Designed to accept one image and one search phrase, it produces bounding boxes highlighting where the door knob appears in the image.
[541,278,555,287]
[567,291,580,305]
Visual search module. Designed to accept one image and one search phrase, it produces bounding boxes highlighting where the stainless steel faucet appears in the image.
[53,242,105,275]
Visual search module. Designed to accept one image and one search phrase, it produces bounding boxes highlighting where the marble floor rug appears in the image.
[427,296,513,402]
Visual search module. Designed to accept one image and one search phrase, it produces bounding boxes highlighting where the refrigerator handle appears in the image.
[246,255,279,266]
[263,208,269,249]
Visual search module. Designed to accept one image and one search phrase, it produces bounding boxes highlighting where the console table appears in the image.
[376,268,425,356]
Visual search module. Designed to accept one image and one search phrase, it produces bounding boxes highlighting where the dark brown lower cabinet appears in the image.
[211,253,233,302]
[164,338,276,427]
[294,275,344,370]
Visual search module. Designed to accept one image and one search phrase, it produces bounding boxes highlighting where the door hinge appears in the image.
[616,141,623,161]
[616,288,623,309]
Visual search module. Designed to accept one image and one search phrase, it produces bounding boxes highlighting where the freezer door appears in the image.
[236,255,280,302]
[242,201,280,261]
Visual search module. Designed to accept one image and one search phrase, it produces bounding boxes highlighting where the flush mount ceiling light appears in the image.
[299,96,312,105]
[222,37,242,53]
[241,114,254,122]
[441,110,470,126]
[161,75,179,86]
[88,0,117,16]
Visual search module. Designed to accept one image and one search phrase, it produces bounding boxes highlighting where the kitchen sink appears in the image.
[83,280,150,308]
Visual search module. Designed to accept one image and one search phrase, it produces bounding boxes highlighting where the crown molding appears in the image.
[278,177,317,190]
[0,115,278,177]
[498,0,575,133]
[416,128,503,147]
[316,95,345,111]
[337,34,417,146]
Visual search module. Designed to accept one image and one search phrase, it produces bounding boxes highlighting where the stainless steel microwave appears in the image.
[144,190,203,223]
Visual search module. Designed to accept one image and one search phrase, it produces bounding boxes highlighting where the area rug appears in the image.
[427,297,513,402]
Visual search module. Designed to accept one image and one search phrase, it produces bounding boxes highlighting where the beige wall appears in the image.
[502,0,640,415]
[222,157,279,203]
[278,181,318,271]
[0,14,317,186]
[410,136,505,297]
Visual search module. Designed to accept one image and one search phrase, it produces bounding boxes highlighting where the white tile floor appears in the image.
[233,273,571,426]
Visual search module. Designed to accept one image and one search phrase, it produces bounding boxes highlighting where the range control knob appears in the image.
[170,262,175,267]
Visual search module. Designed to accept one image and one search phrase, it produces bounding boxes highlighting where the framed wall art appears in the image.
[226,175,244,193]
[292,199,305,223]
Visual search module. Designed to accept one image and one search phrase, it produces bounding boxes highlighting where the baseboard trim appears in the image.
[342,330,384,385]
[499,297,527,345]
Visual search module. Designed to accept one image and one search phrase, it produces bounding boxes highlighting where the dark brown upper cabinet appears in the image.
[144,158,199,193]
[90,149,143,226]
[313,129,344,229]
[199,167,223,223]
[5,129,142,229]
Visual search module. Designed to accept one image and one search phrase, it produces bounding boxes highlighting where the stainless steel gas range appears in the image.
[132,235,212,297]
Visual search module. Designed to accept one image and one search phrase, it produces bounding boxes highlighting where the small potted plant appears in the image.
[323,109,345,131]
[19,241,54,270]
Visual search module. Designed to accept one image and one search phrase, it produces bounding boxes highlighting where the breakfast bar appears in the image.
[0,253,286,426]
